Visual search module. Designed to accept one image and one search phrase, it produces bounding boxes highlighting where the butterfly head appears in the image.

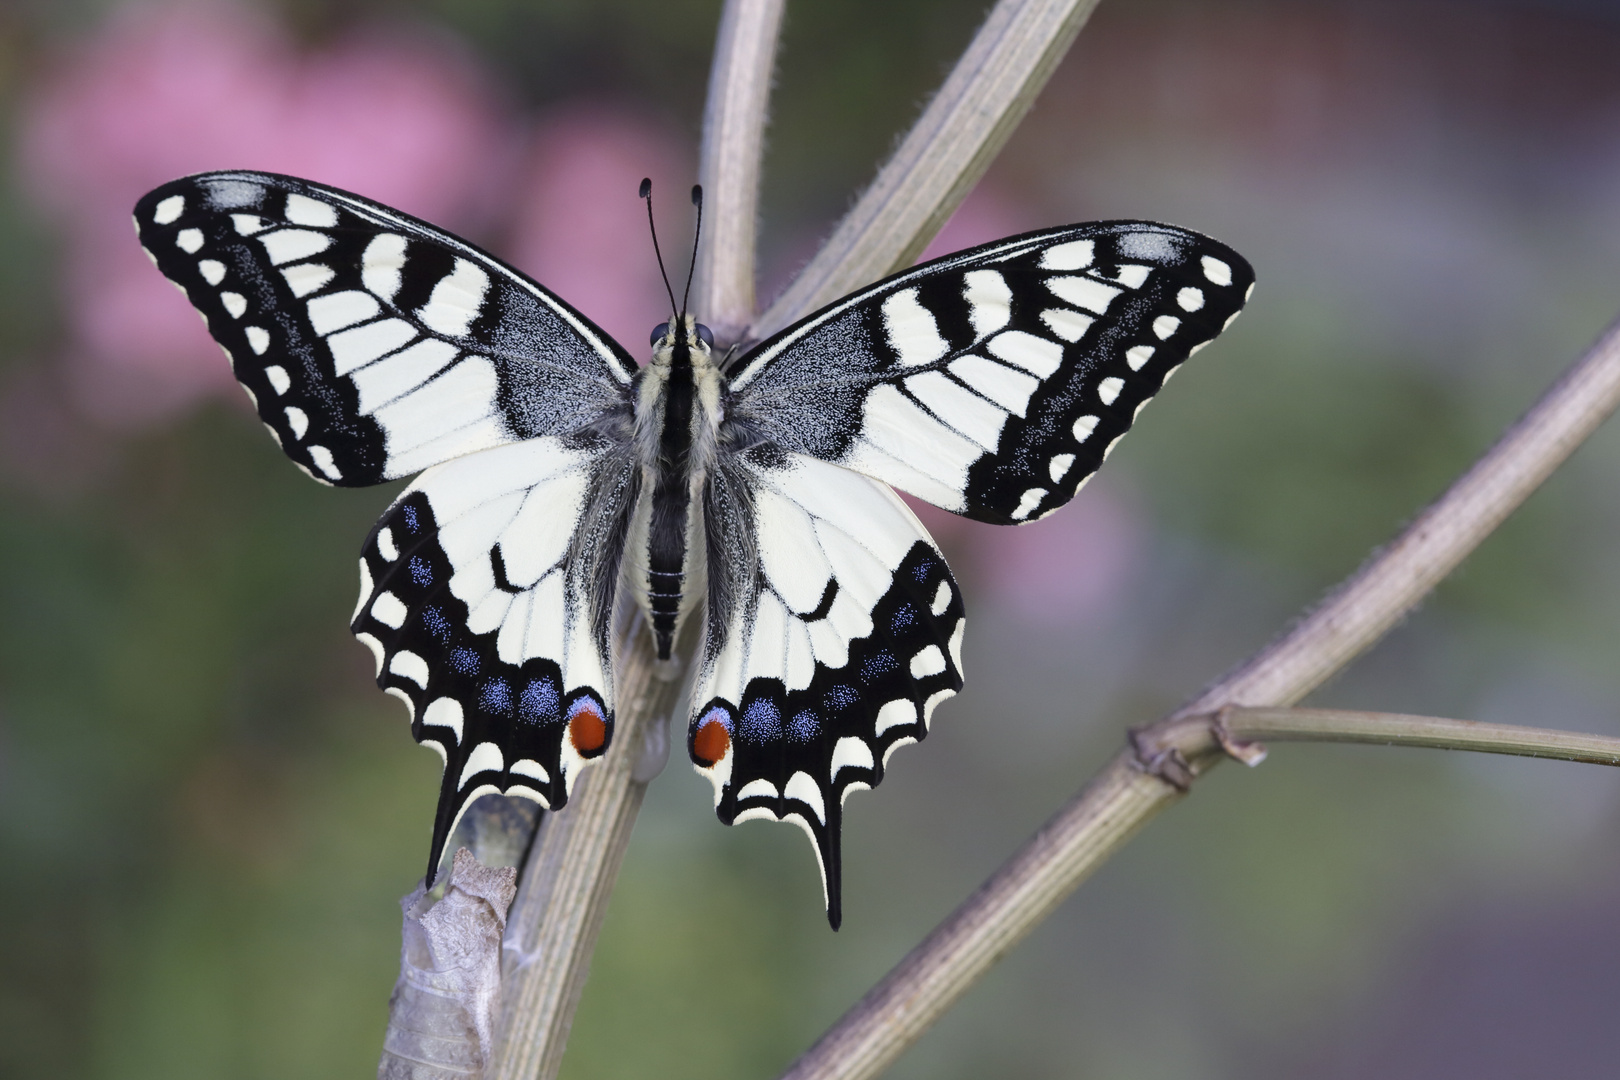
[648,315,716,369]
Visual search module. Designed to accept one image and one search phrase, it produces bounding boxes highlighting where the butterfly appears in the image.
[135,170,1253,928]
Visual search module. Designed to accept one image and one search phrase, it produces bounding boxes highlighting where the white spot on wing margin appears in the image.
[153,195,185,224]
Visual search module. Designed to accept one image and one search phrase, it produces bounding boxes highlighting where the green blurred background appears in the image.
[4,1,1620,1077]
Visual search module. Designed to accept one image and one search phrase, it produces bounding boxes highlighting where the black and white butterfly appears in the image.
[135,170,1253,928]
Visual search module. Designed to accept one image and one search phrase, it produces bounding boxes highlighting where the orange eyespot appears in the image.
[568,704,607,754]
[691,718,730,767]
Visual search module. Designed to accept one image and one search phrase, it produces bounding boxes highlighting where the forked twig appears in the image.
[1131,705,1620,787]
[777,316,1620,1080]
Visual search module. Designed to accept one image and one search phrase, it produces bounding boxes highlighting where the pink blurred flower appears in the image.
[19,2,511,425]
[506,104,689,356]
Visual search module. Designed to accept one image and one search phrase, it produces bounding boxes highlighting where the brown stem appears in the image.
[481,2,791,1073]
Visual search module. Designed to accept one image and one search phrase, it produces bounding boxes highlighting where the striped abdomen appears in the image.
[645,355,695,659]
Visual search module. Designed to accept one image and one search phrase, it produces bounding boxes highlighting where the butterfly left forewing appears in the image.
[135,171,636,487]
[351,436,635,884]
[690,450,964,928]
[727,221,1254,524]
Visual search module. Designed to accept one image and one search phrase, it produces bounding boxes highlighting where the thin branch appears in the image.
[1218,707,1620,766]
[779,315,1620,1080]
[750,0,1103,340]
[487,621,697,1080]
[693,0,786,344]
[1126,706,1620,790]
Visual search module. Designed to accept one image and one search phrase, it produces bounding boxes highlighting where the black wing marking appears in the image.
[134,171,637,486]
[688,450,964,928]
[350,436,638,884]
[726,221,1254,524]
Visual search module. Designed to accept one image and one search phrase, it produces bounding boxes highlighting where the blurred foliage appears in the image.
[4,2,1620,1079]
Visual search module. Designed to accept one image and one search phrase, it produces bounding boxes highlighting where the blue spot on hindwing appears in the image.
[420,605,451,642]
[566,695,605,724]
[519,678,560,725]
[449,646,480,676]
[861,651,898,683]
[739,697,782,742]
[788,710,820,742]
[401,504,419,533]
[891,603,918,634]
[698,705,733,733]
[824,684,858,711]
[479,678,512,714]
[409,556,433,588]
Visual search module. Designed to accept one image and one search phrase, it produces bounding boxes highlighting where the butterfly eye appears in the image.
[650,322,670,347]
[695,323,715,348]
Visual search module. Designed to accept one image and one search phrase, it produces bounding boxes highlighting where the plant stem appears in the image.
[778,313,1620,1080]
[750,0,1103,339]
[693,0,786,344]
[484,0,1111,1064]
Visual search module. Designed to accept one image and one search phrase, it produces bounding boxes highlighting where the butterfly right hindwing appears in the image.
[350,436,637,881]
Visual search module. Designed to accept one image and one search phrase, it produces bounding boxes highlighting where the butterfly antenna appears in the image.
[641,177,679,317]
[680,184,703,319]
